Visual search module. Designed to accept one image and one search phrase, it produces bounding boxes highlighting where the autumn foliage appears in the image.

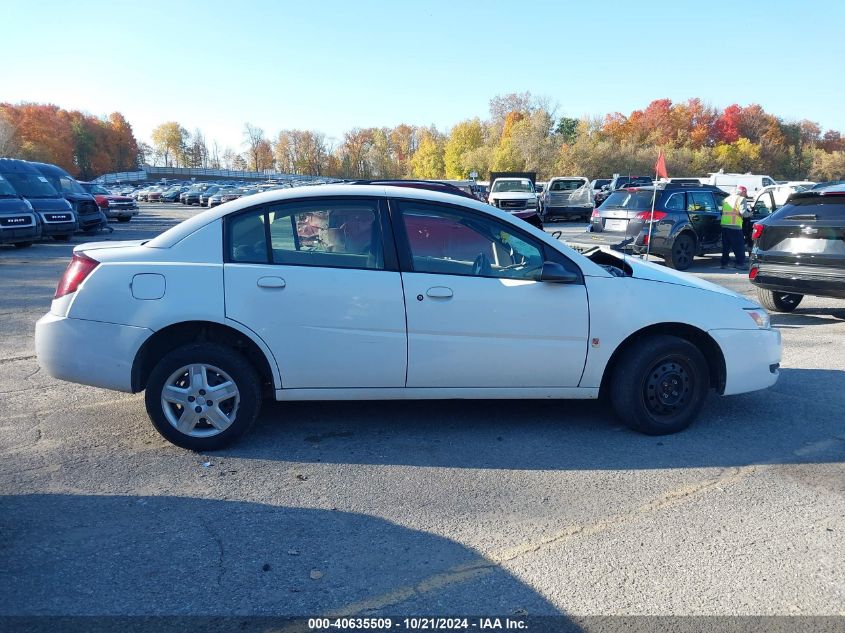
[0,103,138,179]
[2,96,844,182]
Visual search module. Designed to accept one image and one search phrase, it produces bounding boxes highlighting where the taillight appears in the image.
[751,223,764,240]
[635,211,667,222]
[749,266,759,281]
[55,252,99,299]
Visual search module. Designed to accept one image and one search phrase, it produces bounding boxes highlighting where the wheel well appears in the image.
[131,321,275,396]
[598,323,726,397]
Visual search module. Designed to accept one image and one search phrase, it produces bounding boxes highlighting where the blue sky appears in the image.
[3,0,843,150]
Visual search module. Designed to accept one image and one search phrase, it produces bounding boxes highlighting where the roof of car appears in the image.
[0,157,41,173]
[141,184,609,279]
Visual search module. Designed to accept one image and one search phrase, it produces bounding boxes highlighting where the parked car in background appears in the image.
[31,162,106,235]
[810,180,845,190]
[0,172,42,248]
[487,177,543,228]
[702,172,776,197]
[183,184,214,205]
[594,176,653,206]
[535,181,546,214]
[0,158,77,241]
[35,183,781,450]
[161,185,189,202]
[543,177,594,221]
[568,182,730,270]
[79,182,139,222]
[146,187,164,202]
[749,185,845,312]
[591,179,611,199]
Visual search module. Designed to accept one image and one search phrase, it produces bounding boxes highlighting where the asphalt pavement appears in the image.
[0,204,843,621]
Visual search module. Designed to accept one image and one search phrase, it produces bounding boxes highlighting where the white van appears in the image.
[703,173,777,196]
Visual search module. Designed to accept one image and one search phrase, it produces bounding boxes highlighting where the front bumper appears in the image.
[39,215,77,237]
[35,313,153,393]
[709,328,781,396]
[0,224,42,243]
[105,207,139,219]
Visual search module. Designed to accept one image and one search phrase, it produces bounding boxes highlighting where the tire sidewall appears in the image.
[145,343,261,450]
[612,336,709,435]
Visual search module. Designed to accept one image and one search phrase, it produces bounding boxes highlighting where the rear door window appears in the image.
[688,192,716,213]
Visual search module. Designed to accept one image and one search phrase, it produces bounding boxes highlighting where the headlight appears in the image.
[744,308,771,329]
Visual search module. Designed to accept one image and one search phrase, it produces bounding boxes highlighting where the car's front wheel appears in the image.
[14,241,33,248]
[611,335,709,435]
[145,343,262,450]
[117,217,131,223]
[756,288,803,313]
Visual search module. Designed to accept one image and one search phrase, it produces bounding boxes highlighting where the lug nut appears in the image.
[195,406,202,413]
[188,396,195,402]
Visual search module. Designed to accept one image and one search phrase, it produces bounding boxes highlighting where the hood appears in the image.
[489,191,537,200]
[62,193,96,203]
[0,198,33,214]
[598,248,757,306]
[27,197,72,212]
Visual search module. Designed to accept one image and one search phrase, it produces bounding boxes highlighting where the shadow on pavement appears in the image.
[219,369,845,472]
[0,494,564,618]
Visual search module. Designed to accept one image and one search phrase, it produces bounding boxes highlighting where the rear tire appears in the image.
[610,335,709,435]
[665,233,695,270]
[756,288,803,313]
[145,343,262,450]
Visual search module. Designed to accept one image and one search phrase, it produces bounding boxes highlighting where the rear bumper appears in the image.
[750,263,845,299]
[544,205,593,219]
[709,328,781,396]
[35,313,153,393]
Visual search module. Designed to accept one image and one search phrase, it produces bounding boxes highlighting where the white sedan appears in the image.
[35,184,781,450]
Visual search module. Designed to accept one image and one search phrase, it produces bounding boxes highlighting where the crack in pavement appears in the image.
[0,354,37,364]
[202,521,226,587]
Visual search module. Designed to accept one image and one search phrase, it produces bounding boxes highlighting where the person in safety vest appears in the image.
[720,185,751,269]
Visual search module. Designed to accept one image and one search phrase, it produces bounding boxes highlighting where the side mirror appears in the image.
[540,261,579,283]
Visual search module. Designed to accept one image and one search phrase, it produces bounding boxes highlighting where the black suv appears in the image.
[566,182,729,270]
[749,185,845,312]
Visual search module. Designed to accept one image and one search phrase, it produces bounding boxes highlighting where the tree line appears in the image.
[3,95,844,181]
[0,103,138,179]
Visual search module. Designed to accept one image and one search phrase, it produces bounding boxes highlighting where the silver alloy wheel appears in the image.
[160,363,240,438]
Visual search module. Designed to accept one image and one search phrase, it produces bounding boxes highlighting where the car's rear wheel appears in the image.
[611,335,709,435]
[756,288,803,313]
[145,343,262,450]
[14,241,33,248]
[665,233,695,270]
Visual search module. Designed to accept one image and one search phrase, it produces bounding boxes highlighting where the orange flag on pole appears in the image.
[655,150,668,179]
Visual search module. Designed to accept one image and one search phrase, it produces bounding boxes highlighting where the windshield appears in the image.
[549,179,586,191]
[44,174,87,195]
[0,171,60,198]
[492,179,533,193]
[84,184,112,195]
[601,190,657,211]
[0,175,20,197]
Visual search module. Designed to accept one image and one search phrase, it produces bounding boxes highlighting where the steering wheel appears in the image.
[472,252,492,276]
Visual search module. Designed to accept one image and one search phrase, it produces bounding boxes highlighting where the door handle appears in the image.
[257,276,286,289]
[426,286,453,298]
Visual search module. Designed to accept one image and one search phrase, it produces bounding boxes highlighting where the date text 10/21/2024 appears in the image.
[307,618,528,630]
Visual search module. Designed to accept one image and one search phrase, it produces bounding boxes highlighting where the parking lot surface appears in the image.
[1,204,843,618]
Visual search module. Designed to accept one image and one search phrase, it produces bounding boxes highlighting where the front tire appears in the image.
[611,335,709,435]
[665,233,695,270]
[53,234,72,242]
[145,343,262,450]
[756,288,803,313]
[14,241,33,248]
[117,216,131,223]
